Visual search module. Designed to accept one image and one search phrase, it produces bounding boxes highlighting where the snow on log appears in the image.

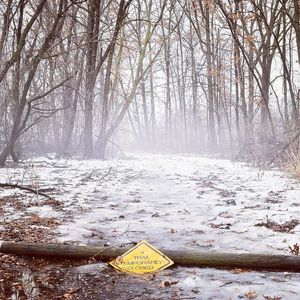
[0,241,300,272]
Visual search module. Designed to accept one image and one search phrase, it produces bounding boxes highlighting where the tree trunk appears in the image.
[149,43,157,148]
[83,0,101,157]
[1,241,300,272]
[293,0,300,65]
[205,7,217,150]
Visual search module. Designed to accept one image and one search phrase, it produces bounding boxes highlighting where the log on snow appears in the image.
[0,241,300,272]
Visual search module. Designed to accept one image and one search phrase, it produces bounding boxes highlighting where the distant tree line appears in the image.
[0,0,299,166]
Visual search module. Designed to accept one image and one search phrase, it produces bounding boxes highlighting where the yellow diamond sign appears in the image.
[109,240,174,274]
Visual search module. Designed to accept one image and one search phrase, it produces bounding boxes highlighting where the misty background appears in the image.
[0,0,300,166]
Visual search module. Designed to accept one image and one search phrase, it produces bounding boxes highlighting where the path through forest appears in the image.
[0,154,300,299]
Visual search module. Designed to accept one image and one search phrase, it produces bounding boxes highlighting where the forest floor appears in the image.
[0,153,300,299]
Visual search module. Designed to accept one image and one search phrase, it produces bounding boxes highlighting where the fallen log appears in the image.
[0,241,300,272]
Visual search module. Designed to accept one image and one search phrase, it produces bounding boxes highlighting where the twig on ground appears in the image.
[98,167,112,182]
[93,167,113,192]
[255,216,299,233]
[0,183,52,199]
[42,160,70,168]
[81,169,96,183]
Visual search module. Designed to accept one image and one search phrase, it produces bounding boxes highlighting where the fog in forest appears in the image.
[1,1,300,299]
[0,0,299,165]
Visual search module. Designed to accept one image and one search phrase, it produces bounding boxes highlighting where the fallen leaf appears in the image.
[231,268,251,274]
[115,255,124,264]
[63,293,73,299]
[245,290,257,299]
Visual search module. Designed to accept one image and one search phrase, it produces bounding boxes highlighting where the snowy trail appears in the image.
[1,153,300,299]
[53,154,300,255]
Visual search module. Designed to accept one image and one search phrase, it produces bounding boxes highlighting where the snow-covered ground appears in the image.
[1,153,300,299]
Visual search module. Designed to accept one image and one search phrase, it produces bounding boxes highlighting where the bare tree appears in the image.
[0,0,69,166]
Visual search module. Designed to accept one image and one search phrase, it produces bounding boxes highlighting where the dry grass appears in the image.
[281,152,300,179]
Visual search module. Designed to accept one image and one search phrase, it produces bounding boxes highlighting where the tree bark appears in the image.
[204,6,217,150]
[83,0,101,157]
[1,241,300,272]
